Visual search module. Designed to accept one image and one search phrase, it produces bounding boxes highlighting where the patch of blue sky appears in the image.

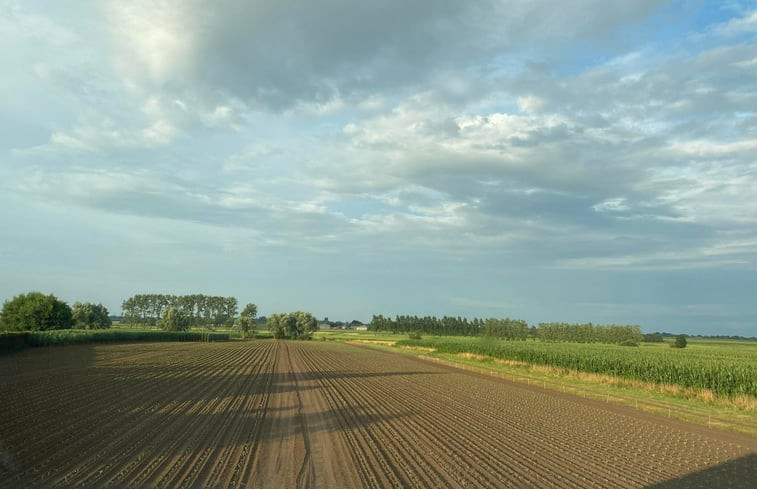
[550,1,751,77]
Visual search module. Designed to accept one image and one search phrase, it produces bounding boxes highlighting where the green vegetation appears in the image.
[121,293,239,327]
[537,322,642,344]
[396,337,757,398]
[482,318,528,340]
[643,332,664,342]
[370,314,481,336]
[1,328,229,353]
[159,307,191,331]
[0,292,73,331]
[369,314,643,345]
[268,311,318,339]
[672,334,687,348]
[72,302,112,329]
[234,303,258,339]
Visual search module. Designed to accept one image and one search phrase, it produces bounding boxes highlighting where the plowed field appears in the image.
[1,340,755,488]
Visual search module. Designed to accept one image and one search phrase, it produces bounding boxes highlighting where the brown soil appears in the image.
[0,340,754,488]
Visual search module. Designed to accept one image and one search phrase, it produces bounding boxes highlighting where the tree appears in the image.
[267,311,317,339]
[234,303,258,338]
[0,292,73,331]
[159,307,190,332]
[72,302,112,329]
[672,334,687,348]
[241,303,258,319]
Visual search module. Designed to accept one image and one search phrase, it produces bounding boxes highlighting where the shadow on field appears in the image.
[84,365,442,397]
[0,342,434,488]
[644,453,757,489]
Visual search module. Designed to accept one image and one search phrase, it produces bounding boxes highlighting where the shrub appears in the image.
[671,334,687,349]
[408,331,422,340]
[0,292,72,331]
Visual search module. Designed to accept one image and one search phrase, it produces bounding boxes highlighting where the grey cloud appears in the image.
[104,0,667,109]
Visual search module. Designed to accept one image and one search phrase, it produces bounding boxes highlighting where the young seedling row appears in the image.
[0,340,754,488]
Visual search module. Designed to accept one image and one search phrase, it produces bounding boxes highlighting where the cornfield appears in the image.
[397,338,757,397]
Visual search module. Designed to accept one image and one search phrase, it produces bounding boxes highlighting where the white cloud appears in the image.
[713,9,757,37]
[593,198,630,213]
[3,1,757,334]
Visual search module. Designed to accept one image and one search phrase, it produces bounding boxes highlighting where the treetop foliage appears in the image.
[159,307,191,332]
[72,302,112,329]
[122,294,238,327]
[369,314,644,345]
[234,303,258,338]
[0,292,73,332]
[268,311,318,339]
[537,322,643,344]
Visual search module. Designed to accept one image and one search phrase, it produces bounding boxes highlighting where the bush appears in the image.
[408,331,422,340]
[671,334,687,348]
[0,292,72,331]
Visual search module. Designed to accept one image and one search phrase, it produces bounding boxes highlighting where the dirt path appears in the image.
[246,341,366,489]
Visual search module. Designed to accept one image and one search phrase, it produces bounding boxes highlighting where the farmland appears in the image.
[1,340,756,488]
[394,336,757,398]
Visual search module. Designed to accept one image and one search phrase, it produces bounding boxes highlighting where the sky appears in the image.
[1,1,756,336]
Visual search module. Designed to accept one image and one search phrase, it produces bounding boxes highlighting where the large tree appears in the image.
[268,311,317,339]
[234,303,258,338]
[0,292,73,331]
[72,302,112,329]
[159,307,191,332]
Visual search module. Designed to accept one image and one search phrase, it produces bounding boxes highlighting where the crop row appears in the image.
[294,342,745,487]
[396,338,757,397]
[0,341,274,488]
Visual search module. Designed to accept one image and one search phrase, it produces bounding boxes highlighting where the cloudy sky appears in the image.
[1,1,756,335]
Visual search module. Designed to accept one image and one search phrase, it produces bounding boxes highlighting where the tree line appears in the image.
[369,314,531,339]
[537,322,643,344]
[1,292,111,331]
[369,314,645,345]
[369,315,483,336]
[121,294,239,327]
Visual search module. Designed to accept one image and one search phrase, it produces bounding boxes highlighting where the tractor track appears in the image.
[1,340,754,488]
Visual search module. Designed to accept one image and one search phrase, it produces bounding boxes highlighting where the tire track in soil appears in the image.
[3,340,755,488]
[311,342,756,488]
[247,340,305,489]
[289,343,372,489]
[297,346,465,489]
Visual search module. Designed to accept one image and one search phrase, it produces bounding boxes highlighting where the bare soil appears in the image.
[0,340,754,488]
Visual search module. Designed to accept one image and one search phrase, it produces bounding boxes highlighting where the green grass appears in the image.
[313,330,422,342]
